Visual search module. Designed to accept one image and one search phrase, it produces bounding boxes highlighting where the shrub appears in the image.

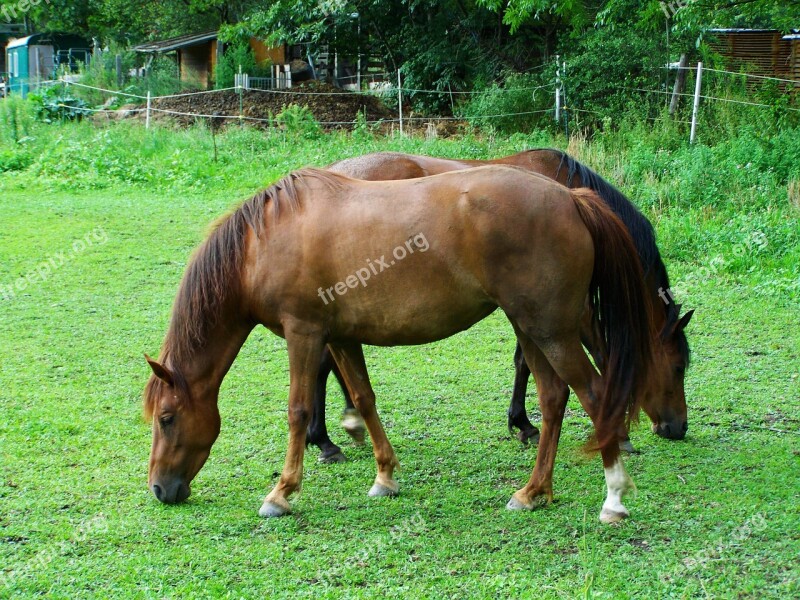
[457,71,554,134]
[215,43,272,89]
[0,93,35,142]
[28,86,89,123]
[275,104,321,139]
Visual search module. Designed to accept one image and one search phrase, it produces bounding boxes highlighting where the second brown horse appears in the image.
[304,150,692,462]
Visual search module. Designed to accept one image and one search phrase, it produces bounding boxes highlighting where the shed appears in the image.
[5,32,90,96]
[785,33,800,86]
[135,31,286,89]
[0,23,25,74]
[706,28,798,91]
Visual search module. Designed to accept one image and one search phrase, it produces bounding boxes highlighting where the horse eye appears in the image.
[160,414,175,427]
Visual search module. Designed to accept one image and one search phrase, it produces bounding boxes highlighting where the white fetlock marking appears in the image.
[602,459,633,518]
[342,409,365,429]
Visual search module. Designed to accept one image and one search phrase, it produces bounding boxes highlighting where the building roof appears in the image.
[707,28,799,37]
[7,32,90,50]
[134,30,218,53]
[7,35,35,49]
[707,29,778,33]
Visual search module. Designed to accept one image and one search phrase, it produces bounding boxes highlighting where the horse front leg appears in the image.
[260,329,325,518]
[508,342,540,445]
[328,342,400,498]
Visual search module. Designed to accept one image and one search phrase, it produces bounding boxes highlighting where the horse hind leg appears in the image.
[515,331,635,523]
[506,336,569,510]
[328,342,400,498]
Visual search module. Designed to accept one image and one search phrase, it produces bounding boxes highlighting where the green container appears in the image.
[5,32,90,97]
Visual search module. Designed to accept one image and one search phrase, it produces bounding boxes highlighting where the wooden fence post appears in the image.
[669,54,688,116]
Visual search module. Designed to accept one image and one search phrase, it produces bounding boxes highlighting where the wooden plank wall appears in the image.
[708,31,795,91]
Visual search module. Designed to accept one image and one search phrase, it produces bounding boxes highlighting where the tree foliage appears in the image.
[5,0,795,117]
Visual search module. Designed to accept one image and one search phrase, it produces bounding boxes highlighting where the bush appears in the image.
[0,93,35,142]
[457,71,555,134]
[215,43,272,89]
[275,104,321,139]
[74,52,188,107]
[29,86,89,123]
[561,25,667,128]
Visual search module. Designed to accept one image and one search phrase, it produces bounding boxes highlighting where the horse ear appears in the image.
[676,309,694,331]
[145,354,174,386]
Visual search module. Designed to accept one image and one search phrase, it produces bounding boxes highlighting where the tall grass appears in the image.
[76,53,192,107]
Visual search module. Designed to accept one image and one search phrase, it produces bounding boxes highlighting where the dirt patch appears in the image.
[145,80,395,130]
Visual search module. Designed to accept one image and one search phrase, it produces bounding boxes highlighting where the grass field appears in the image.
[0,121,798,598]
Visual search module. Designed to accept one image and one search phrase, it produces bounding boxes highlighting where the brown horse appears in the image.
[303,150,692,462]
[144,166,655,523]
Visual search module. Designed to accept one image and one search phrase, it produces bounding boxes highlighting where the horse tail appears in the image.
[569,188,656,452]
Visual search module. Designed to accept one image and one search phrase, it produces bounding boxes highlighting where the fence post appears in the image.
[669,54,688,116]
[690,61,703,144]
[115,54,123,88]
[555,54,561,123]
[146,91,151,129]
[285,64,292,89]
[397,69,403,136]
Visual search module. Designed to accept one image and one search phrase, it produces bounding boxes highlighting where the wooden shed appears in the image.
[785,33,800,86]
[707,29,798,91]
[135,31,285,89]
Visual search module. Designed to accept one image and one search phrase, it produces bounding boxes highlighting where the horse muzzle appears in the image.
[151,480,191,504]
[652,420,688,440]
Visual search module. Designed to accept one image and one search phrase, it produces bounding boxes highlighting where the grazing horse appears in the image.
[143,166,655,523]
[304,150,692,462]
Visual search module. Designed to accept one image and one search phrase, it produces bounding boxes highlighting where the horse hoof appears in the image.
[506,496,533,511]
[259,499,291,518]
[599,507,629,524]
[517,429,540,446]
[618,440,638,454]
[342,409,366,445]
[368,481,398,497]
[318,451,347,464]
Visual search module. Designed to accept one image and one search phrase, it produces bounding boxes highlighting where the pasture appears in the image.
[0,121,798,598]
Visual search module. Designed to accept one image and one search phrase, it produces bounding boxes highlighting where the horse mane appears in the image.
[544,149,690,365]
[144,168,339,419]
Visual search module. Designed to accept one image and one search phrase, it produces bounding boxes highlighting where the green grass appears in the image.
[0,120,798,598]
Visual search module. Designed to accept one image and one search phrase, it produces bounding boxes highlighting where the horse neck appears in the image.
[169,314,254,401]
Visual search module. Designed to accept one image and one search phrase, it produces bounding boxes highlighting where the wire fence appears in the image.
[37,60,799,140]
